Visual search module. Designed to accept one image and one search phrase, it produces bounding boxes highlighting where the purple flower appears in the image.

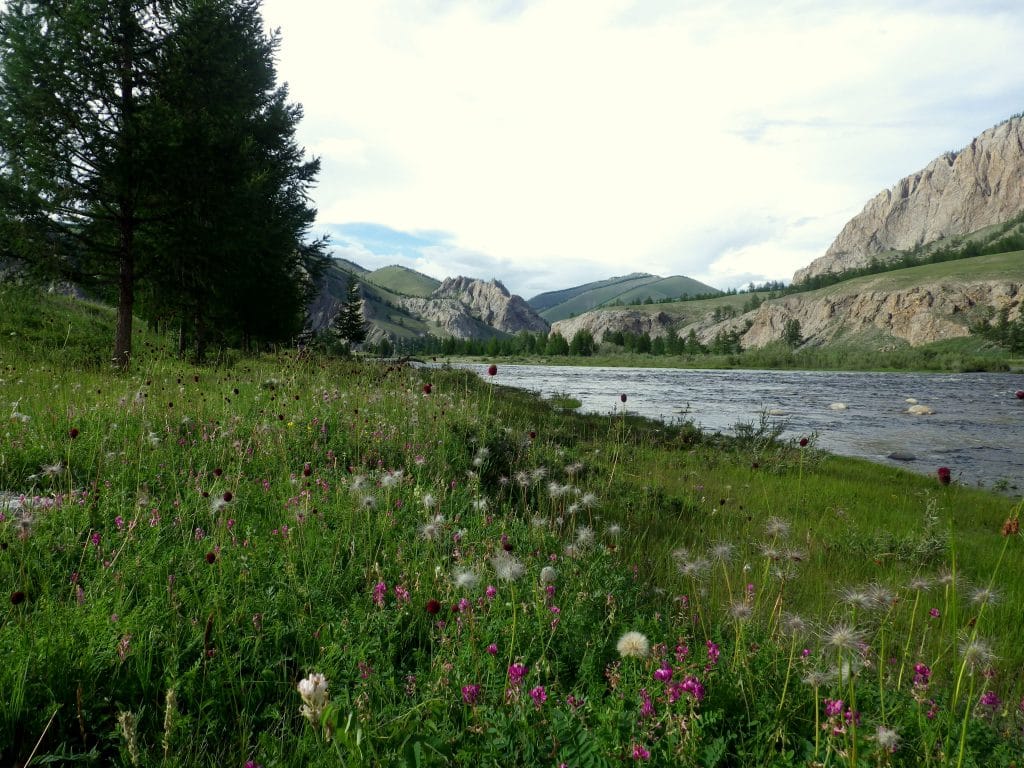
[631,743,650,760]
[461,684,480,705]
[529,685,547,708]
[372,581,387,607]
[486,642,499,655]
[681,676,705,702]
[508,663,528,687]
[913,663,931,687]
[705,639,720,667]
[929,607,940,618]
[824,698,844,718]
[639,688,655,718]
[653,663,673,683]
[980,691,1001,710]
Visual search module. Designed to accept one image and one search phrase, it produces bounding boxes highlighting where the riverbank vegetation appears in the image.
[2,286,1023,766]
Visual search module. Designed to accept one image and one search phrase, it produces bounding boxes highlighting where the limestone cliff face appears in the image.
[741,279,1022,348]
[400,277,549,339]
[550,310,676,342]
[794,116,1024,283]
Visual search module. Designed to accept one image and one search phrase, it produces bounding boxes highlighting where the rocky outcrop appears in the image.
[794,116,1024,283]
[550,310,677,342]
[740,279,1022,348]
[400,277,549,339]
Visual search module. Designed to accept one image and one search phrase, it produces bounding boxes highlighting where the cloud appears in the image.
[264,0,1024,293]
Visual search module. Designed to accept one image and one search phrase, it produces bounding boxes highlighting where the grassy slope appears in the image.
[540,275,663,322]
[611,275,719,304]
[368,265,440,298]
[1,287,1022,767]
[527,273,654,312]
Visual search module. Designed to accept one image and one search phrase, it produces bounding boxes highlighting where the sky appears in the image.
[260,0,1024,299]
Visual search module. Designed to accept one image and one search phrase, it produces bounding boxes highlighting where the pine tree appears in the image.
[332,277,368,349]
[0,0,176,367]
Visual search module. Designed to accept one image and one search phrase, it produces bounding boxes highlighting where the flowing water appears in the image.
[458,364,1024,492]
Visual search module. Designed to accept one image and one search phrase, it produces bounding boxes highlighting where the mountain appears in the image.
[794,115,1024,283]
[529,273,719,322]
[309,261,548,343]
[551,252,1022,350]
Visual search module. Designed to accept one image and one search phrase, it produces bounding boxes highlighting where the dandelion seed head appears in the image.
[453,569,479,590]
[728,601,752,621]
[875,725,900,752]
[823,623,863,652]
[960,638,995,672]
[710,542,734,563]
[539,566,557,585]
[616,631,650,659]
[490,551,525,582]
[764,516,791,538]
[575,526,595,548]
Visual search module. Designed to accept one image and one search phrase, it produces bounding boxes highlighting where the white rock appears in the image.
[907,404,934,415]
[829,402,848,410]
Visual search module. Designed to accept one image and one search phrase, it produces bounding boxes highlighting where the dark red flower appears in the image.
[303,463,312,477]
[937,467,952,485]
[1016,390,1024,400]
[213,468,223,477]
[68,428,79,439]
[426,599,441,615]
[620,394,627,403]
[223,491,233,502]
[205,552,217,564]
[423,383,432,395]
[10,590,26,605]
[799,437,809,448]
[487,364,498,376]
[528,430,536,440]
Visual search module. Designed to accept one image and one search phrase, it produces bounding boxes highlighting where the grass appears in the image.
[2,286,1023,767]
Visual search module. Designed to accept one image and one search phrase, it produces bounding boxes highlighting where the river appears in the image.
[459,364,1023,492]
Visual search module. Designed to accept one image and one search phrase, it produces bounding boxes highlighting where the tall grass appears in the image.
[1,289,1022,766]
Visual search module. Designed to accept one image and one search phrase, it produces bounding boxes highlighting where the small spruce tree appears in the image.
[332,278,368,350]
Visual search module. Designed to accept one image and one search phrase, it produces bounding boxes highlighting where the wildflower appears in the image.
[205,551,217,564]
[425,599,441,615]
[539,566,557,585]
[709,542,734,563]
[10,590,26,605]
[450,567,478,592]
[960,638,995,673]
[824,698,844,717]
[764,516,791,538]
[372,581,387,607]
[970,586,1000,606]
[979,690,1000,711]
[381,470,403,488]
[422,493,436,509]
[574,526,595,548]
[297,672,330,730]
[422,383,432,395]
[69,427,80,439]
[782,613,808,636]
[507,663,528,686]
[617,631,650,659]
[823,623,863,652]
[605,522,621,539]
[638,688,654,717]
[490,551,525,582]
[680,676,705,702]
[728,601,752,621]
[630,743,650,760]
[41,461,64,478]
[487,364,498,376]
[676,557,710,580]
[487,643,498,655]
[929,607,940,618]
[579,492,599,508]
[1001,517,1020,536]
[360,495,377,510]
[485,585,497,599]
[705,640,720,667]
[529,685,547,708]
[461,684,480,705]
[798,437,808,447]
[908,576,932,591]
[913,663,931,687]
[654,663,673,683]
[937,466,951,485]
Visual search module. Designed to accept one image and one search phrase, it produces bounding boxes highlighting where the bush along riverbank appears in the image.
[2,349,1022,766]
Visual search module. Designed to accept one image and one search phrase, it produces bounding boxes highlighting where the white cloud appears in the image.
[263,0,1024,293]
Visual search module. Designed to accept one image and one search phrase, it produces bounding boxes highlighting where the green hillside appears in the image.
[367,265,440,298]
[536,273,721,322]
[528,272,654,312]
[611,275,719,304]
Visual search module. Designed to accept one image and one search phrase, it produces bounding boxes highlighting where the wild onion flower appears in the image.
[617,631,650,659]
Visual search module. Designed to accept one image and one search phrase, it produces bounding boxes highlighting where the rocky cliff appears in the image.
[550,309,677,343]
[400,277,549,339]
[794,116,1024,283]
[738,278,1022,348]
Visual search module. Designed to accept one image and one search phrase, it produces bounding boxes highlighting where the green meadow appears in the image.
[2,287,1022,767]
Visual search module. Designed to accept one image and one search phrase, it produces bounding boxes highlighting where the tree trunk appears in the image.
[113,224,134,369]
